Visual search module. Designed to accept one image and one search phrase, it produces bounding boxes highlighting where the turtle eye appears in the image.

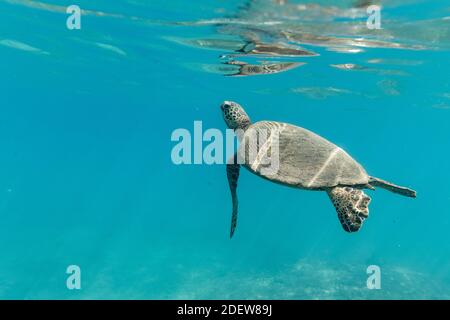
[221,102,230,111]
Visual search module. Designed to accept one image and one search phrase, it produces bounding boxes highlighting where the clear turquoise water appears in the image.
[0,0,449,299]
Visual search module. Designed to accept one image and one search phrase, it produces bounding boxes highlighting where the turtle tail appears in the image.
[369,177,417,198]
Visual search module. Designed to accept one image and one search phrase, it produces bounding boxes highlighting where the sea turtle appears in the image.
[221,101,416,238]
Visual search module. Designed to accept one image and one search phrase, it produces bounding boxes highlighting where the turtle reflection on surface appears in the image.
[224,60,305,77]
[237,41,318,57]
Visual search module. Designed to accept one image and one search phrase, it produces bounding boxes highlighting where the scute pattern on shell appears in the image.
[239,121,370,188]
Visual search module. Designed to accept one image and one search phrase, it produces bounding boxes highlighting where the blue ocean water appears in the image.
[0,0,449,299]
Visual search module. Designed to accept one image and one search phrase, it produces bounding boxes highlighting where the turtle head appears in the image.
[221,101,252,130]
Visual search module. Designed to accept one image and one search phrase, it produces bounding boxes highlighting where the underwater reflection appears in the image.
[164,0,448,76]
[224,60,305,77]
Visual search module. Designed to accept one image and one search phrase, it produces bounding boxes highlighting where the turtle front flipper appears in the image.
[326,187,371,232]
[226,155,240,238]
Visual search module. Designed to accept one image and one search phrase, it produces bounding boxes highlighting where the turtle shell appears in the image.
[238,121,369,189]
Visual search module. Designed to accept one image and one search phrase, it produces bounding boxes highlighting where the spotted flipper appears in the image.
[226,157,240,238]
[327,186,371,232]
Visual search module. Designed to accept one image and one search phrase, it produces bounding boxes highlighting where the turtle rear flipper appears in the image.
[327,187,371,233]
